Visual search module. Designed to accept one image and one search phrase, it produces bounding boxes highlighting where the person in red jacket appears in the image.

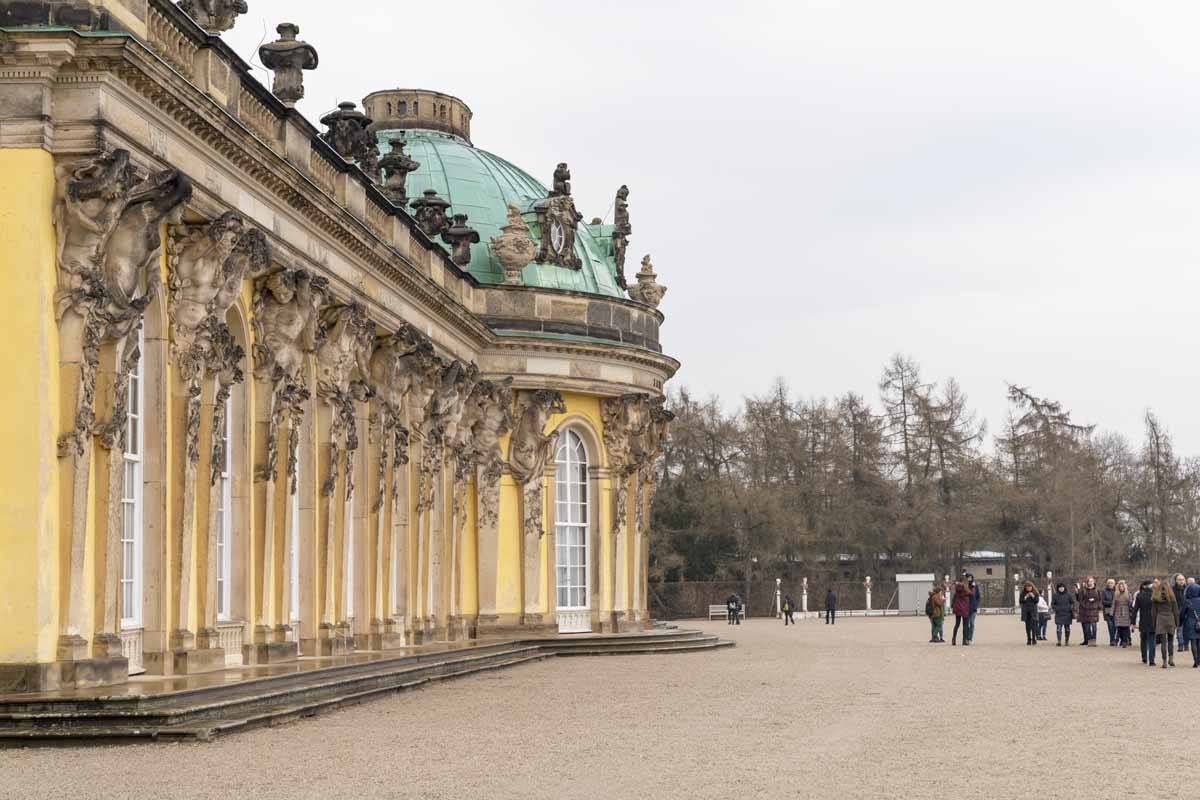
[950,576,972,646]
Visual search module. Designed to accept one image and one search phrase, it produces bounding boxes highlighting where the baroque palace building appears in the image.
[0,0,675,692]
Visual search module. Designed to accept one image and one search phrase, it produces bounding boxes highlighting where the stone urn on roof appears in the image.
[627,254,666,308]
[258,23,318,108]
[490,203,537,285]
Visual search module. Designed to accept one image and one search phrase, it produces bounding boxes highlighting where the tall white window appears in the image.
[554,430,588,610]
[120,329,145,628]
[216,395,232,620]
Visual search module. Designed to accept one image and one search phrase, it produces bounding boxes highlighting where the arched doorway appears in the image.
[554,429,591,633]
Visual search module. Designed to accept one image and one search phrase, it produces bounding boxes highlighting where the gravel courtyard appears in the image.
[1,615,1193,799]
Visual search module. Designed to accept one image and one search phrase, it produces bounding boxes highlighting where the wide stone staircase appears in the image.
[0,627,729,743]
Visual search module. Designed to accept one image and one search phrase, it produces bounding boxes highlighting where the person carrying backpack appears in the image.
[926,588,945,643]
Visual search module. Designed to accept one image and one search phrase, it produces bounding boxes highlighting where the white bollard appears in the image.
[801,577,808,616]
[1013,572,1022,609]
[864,576,872,612]
[775,577,782,618]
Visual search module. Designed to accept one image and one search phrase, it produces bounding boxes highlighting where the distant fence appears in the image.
[649,580,899,620]
[650,568,1200,621]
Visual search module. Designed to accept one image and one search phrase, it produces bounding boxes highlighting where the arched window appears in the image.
[413,100,418,116]
[120,328,145,632]
[398,101,407,116]
[216,395,232,620]
[555,430,589,630]
[387,101,393,116]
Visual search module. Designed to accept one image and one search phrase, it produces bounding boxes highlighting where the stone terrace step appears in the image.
[0,628,732,743]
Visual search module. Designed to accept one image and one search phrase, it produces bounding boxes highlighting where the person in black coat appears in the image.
[782,594,796,626]
[824,589,837,625]
[1131,580,1156,665]
[1019,581,1041,645]
[725,593,740,625]
[1050,582,1076,646]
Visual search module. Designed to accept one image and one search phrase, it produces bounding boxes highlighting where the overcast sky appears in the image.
[225,1,1200,455]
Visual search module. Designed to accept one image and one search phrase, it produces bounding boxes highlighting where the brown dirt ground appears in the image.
[0,615,1193,799]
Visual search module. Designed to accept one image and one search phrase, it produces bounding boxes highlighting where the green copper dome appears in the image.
[373,127,623,297]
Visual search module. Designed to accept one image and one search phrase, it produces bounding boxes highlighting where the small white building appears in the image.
[896,574,936,614]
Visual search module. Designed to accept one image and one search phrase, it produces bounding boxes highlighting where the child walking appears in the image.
[926,587,945,643]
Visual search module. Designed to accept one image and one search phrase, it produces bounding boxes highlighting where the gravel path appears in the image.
[0,616,1193,799]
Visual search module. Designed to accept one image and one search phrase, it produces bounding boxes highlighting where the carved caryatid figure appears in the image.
[509,389,566,489]
[168,212,256,367]
[319,101,380,181]
[258,23,318,108]
[601,393,651,532]
[490,203,537,285]
[627,254,667,309]
[315,301,375,403]
[611,185,631,289]
[432,359,479,443]
[441,214,479,267]
[379,138,420,205]
[409,189,451,239]
[534,163,582,270]
[54,151,193,339]
[178,0,248,33]
[252,267,328,384]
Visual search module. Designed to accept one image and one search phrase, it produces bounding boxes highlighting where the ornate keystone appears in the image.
[441,213,479,266]
[409,189,450,238]
[178,0,247,33]
[379,138,420,205]
[258,23,318,108]
[627,254,666,309]
[489,203,537,285]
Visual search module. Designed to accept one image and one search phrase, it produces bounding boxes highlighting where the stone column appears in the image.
[474,460,503,635]
[612,469,630,631]
[428,438,446,641]
[366,404,388,649]
[520,474,544,627]
[390,427,411,644]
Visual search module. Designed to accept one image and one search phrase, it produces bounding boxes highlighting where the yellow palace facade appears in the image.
[0,0,675,692]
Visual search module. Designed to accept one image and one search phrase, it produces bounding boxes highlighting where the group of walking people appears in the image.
[1012,573,1200,668]
[925,571,1200,668]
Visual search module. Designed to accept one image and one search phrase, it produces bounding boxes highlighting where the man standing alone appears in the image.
[825,588,837,625]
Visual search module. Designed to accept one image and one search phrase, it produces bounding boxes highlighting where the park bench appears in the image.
[709,604,744,620]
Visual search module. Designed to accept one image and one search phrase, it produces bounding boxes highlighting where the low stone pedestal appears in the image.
[243,641,298,665]
[170,646,226,675]
[7,655,131,691]
[317,623,353,656]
